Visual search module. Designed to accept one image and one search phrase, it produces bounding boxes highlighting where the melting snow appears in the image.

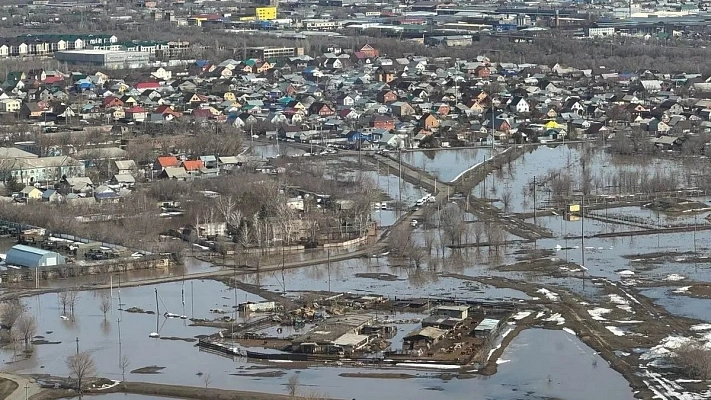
[606,326,625,336]
[588,307,612,321]
[486,326,515,362]
[562,327,576,336]
[536,288,560,302]
[664,274,686,281]
[691,324,711,331]
[496,359,510,365]
[512,311,532,321]
[543,313,565,325]
[617,270,635,276]
[607,294,632,312]
[674,286,691,294]
[642,336,693,360]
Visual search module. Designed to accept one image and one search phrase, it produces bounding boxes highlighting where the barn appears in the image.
[6,244,65,268]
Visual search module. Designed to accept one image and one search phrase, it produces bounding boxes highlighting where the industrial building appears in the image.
[246,46,304,59]
[6,244,66,268]
[54,50,150,69]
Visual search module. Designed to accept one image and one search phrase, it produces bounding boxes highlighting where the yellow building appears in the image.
[255,6,277,20]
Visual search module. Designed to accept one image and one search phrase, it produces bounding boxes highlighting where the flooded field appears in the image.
[400,148,491,182]
[244,258,529,301]
[250,142,305,158]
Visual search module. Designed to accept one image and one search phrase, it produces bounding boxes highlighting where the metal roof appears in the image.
[474,318,501,331]
[6,244,64,268]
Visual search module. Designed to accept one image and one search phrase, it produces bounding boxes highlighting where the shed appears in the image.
[403,326,446,349]
[434,305,469,320]
[473,318,500,338]
[333,333,369,352]
[6,244,65,268]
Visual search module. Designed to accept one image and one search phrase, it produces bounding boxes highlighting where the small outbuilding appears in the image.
[473,318,501,338]
[434,305,469,320]
[6,244,66,268]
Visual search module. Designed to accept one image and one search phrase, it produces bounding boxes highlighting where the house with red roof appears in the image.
[43,76,64,85]
[136,81,161,91]
[155,105,182,119]
[156,156,180,170]
[102,96,124,109]
[125,106,147,122]
[182,160,204,176]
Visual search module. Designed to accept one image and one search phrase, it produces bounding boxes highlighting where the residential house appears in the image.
[156,156,180,170]
[20,185,42,200]
[419,113,440,130]
[376,90,398,104]
[182,160,204,176]
[391,101,416,117]
[508,96,530,114]
[308,102,335,117]
[41,189,63,202]
[371,115,395,130]
[114,160,136,175]
[0,98,21,113]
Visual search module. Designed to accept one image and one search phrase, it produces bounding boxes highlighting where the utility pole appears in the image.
[533,175,537,224]
[581,194,586,291]
[327,249,331,293]
[75,337,79,354]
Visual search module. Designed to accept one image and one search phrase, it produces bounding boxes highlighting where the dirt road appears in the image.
[0,373,42,400]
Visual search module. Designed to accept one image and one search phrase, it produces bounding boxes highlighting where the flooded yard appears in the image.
[400,148,491,182]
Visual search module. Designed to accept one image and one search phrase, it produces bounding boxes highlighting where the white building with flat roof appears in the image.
[55,50,150,69]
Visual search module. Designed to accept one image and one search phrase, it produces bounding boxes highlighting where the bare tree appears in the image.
[203,372,212,388]
[66,352,96,397]
[304,391,330,400]
[12,313,36,349]
[99,296,111,320]
[500,189,513,213]
[120,355,130,381]
[673,340,711,380]
[287,374,299,398]
[68,289,79,314]
[0,299,23,330]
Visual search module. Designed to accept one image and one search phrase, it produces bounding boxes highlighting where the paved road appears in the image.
[0,373,42,400]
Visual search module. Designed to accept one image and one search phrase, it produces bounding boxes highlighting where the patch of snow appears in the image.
[535,312,544,319]
[615,320,643,324]
[543,313,565,325]
[664,274,686,281]
[676,379,702,383]
[395,363,460,369]
[536,288,559,302]
[607,294,632,312]
[691,324,711,331]
[674,286,691,294]
[606,326,625,336]
[621,279,640,286]
[617,270,635,276]
[496,359,510,365]
[588,307,612,321]
[512,311,532,321]
[486,326,515,363]
[642,336,693,361]
[562,327,576,336]
[643,370,707,400]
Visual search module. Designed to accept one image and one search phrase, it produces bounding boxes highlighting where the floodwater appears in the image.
[3,279,262,378]
[72,395,174,400]
[482,329,635,400]
[400,148,491,182]
[640,287,711,322]
[243,258,530,301]
[250,142,305,158]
